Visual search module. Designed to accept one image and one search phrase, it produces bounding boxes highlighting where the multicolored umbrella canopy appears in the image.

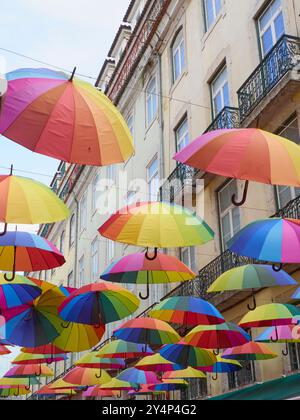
[149,380,188,392]
[63,367,112,387]
[0,274,42,310]
[163,367,206,380]
[2,281,64,347]
[159,343,216,368]
[21,343,67,356]
[99,202,214,252]
[113,318,181,347]
[0,231,65,281]
[255,325,300,356]
[222,342,278,361]
[208,265,297,311]
[228,219,300,266]
[5,364,54,378]
[0,345,11,355]
[75,353,125,370]
[0,377,39,386]
[292,288,300,300]
[37,384,77,396]
[149,297,224,327]
[239,304,300,330]
[135,354,183,373]
[50,378,80,390]
[0,173,69,235]
[12,352,67,365]
[100,378,137,391]
[127,385,166,396]
[96,340,154,359]
[53,322,105,353]
[59,282,140,326]
[184,323,251,351]
[83,387,119,398]
[0,387,31,397]
[116,368,160,385]
[199,357,242,373]
[174,128,300,206]
[0,68,134,166]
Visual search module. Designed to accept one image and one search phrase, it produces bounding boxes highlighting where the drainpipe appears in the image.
[158,53,165,186]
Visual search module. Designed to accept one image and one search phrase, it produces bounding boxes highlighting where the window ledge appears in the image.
[201,12,224,49]
[145,115,159,137]
[169,69,188,96]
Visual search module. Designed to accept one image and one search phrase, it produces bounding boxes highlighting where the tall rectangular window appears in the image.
[258,0,284,57]
[78,256,85,288]
[91,239,99,282]
[107,240,115,263]
[147,157,159,201]
[180,247,196,272]
[218,181,241,250]
[211,66,230,117]
[92,174,100,214]
[204,0,222,30]
[80,194,87,232]
[176,117,189,152]
[172,29,185,82]
[67,271,74,288]
[146,76,158,127]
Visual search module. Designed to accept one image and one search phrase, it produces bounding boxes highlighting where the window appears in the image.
[127,114,134,140]
[126,190,136,206]
[80,194,87,232]
[277,117,300,208]
[218,181,241,250]
[91,239,99,282]
[107,240,115,263]
[67,271,74,288]
[146,76,158,127]
[78,256,85,288]
[107,165,116,184]
[60,231,65,254]
[258,0,285,57]
[180,247,196,272]
[176,117,189,152]
[289,343,300,371]
[211,66,230,117]
[69,214,76,248]
[172,29,185,82]
[92,174,100,213]
[204,0,222,30]
[147,157,159,201]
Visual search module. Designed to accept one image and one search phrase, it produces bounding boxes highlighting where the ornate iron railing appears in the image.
[204,107,240,133]
[238,34,300,121]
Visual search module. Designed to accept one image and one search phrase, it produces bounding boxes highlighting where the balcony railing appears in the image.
[238,34,300,121]
[159,107,240,203]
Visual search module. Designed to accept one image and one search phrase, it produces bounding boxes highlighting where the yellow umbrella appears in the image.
[50,378,79,390]
[162,367,207,380]
[63,367,112,387]
[0,387,31,397]
[53,322,105,353]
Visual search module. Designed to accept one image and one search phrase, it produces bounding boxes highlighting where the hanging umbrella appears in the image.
[162,367,206,380]
[159,342,216,368]
[0,68,134,166]
[96,340,154,359]
[0,171,69,235]
[0,377,39,388]
[184,322,251,355]
[100,378,137,391]
[83,386,119,398]
[0,387,31,397]
[128,385,166,396]
[2,281,65,347]
[53,322,105,353]
[5,364,54,378]
[0,345,11,355]
[208,265,297,311]
[12,352,67,365]
[198,357,242,381]
[63,367,112,387]
[50,378,80,390]
[255,325,300,357]
[113,318,181,347]
[149,380,188,392]
[0,274,42,309]
[21,343,67,355]
[116,368,160,385]
[135,354,183,373]
[101,252,196,301]
[99,202,214,267]
[222,342,278,361]
[174,128,300,206]
[37,384,77,397]
[75,353,125,370]
[0,231,65,281]
[228,218,300,271]
[149,296,224,328]
[58,282,140,326]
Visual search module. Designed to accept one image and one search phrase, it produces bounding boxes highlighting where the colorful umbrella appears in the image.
[96,340,154,359]
[199,357,242,381]
[149,297,224,328]
[0,68,134,166]
[58,282,140,326]
[228,218,300,271]
[184,322,251,354]
[127,385,166,397]
[292,288,300,300]
[162,367,206,380]
[0,387,31,397]
[37,384,77,397]
[0,172,69,235]
[174,128,300,206]
[5,364,54,378]
[0,345,11,355]
[21,343,67,356]
[100,378,137,391]
[50,378,80,390]
[75,353,125,370]
[99,202,214,266]
[113,318,180,347]
[255,325,300,357]
[101,252,196,300]
[0,231,65,281]
[116,368,160,385]
[12,352,67,365]
[63,367,112,387]
[159,342,216,368]
[0,274,42,310]
[0,377,39,388]
[135,354,183,373]
[83,386,119,398]
[208,265,297,311]
[2,281,64,347]
[53,322,105,353]
[222,342,278,361]
[149,380,188,392]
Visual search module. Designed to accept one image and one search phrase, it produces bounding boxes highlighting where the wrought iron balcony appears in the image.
[204,107,240,133]
[238,34,300,122]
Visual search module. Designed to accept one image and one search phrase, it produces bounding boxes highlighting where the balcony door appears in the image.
[258,0,285,58]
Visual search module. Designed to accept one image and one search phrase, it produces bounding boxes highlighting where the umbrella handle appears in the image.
[25,385,31,391]
[145,248,158,261]
[116,392,122,399]
[95,369,102,379]
[282,341,289,357]
[61,321,71,329]
[139,273,150,301]
[247,291,257,312]
[270,325,279,343]
[213,349,220,356]
[0,223,7,237]
[4,246,16,282]
[272,264,283,273]
[212,373,218,381]
[14,390,20,397]
[231,181,249,207]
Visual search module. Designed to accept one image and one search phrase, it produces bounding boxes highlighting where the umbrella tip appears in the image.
[69,67,77,82]
[10,164,13,175]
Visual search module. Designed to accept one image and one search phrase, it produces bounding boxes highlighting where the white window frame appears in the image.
[92,174,100,214]
[60,230,65,254]
[211,66,229,117]
[78,256,85,288]
[146,76,158,127]
[176,116,189,152]
[172,29,185,83]
[204,0,222,30]
[69,214,76,248]
[107,240,115,263]
[147,156,159,202]
[91,238,99,282]
[67,271,74,288]
[258,0,284,57]
[79,193,87,232]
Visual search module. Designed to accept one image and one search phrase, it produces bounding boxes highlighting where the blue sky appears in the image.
[0,0,128,184]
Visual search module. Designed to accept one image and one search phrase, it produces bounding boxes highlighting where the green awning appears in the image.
[210,373,300,400]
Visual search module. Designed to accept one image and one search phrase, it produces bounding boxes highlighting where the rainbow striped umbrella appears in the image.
[12,352,67,365]
[113,318,180,347]
[149,297,224,327]
[149,380,188,392]
[83,387,119,398]
[163,367,206,380]
[135,354,183,373]
[228,219,300,269]
[0,345,11,356]
[198,357,242,381]
[255,325,300,357]
[160,342,216,368]
[63,367,112,387]
[0,68,134,166]
[21,343,67,356]
[174,128,300,206]
[96,340,154,359]
[75,353,125,370]
[37,384,77,397]
[116,368,160,385]
[53,322,105,353]
[222,342,278,361]
[59,282,140,326]
[0,231,65,281]
[128,385,166,396]
[0,274,42,309]
[50,378,80,390]
[100,378,137,391]
[5,364,54,378]
[0,387,31,397]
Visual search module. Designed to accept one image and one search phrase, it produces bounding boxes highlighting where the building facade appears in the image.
[35,0,300,400]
